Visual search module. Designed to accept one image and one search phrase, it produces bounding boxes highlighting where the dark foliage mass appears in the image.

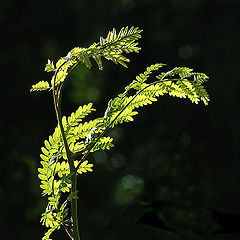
[1,0,240,239]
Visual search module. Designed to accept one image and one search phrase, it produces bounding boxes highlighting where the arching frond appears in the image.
[33,26,143,95]
[99,64,209,133]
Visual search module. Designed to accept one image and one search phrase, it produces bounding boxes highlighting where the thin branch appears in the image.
[52,61,81,240]
[52,62,74,170]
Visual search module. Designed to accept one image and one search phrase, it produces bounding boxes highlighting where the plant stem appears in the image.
[71,174,81,240]
[52,63,81,240]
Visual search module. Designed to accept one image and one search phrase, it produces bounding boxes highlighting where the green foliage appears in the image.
[30,26,142,92]
[31,26,210,240]
[30,81,50,92]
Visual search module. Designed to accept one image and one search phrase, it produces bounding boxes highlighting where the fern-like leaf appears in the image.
[95,26,142,67]
[30,26,142,97]
[100,64,209,132]
[45,59,56,72]
[30,81,50,92]
[156,67,210,105]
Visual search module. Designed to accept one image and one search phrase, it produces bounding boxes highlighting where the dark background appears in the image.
[1,0,240,239]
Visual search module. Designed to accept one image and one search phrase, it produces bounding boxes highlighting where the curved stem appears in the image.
[52,63,80,240]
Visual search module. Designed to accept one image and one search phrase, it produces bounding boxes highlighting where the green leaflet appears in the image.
[41,201,68,240]
[97,26,142,67]
[45,59,55,72]
[155,67,210,105]
[30,81,50,92]
[67,191,79,201]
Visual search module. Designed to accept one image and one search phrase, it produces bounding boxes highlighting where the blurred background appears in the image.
[1,0,240,239]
